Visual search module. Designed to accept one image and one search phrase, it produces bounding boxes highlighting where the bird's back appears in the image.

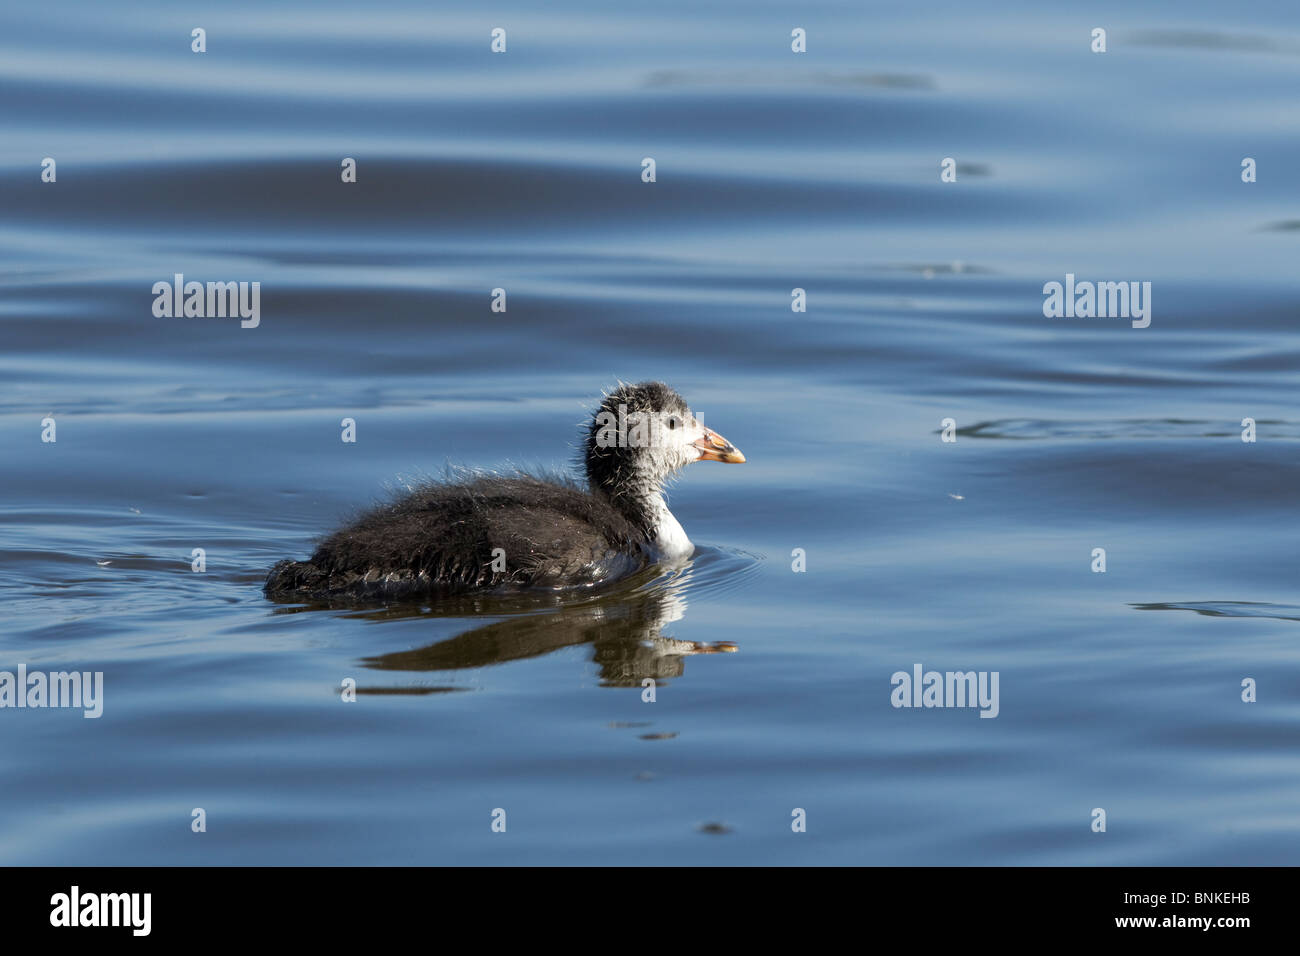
[265,473,650,602]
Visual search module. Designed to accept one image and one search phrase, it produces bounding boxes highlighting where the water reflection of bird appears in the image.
[265,382,744,602]
[359,565,736,687]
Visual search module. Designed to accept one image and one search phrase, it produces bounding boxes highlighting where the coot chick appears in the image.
[264,382,744,601]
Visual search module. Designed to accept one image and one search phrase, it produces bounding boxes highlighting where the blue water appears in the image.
[2,0,1298,865]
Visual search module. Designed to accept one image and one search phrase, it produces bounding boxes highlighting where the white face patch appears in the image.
[618,407,705,478]
[659,408,708,471]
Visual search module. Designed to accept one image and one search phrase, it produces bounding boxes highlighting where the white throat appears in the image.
[647,493,693,560]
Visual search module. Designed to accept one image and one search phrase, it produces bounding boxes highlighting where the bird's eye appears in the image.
[667,416,679,430]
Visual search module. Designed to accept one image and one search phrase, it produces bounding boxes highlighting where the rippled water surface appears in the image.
[2,0,1298,865]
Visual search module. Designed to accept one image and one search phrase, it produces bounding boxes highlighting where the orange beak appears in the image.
[693,427,746,463]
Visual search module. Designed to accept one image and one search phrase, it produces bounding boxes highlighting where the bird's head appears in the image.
[583,381,745,505]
